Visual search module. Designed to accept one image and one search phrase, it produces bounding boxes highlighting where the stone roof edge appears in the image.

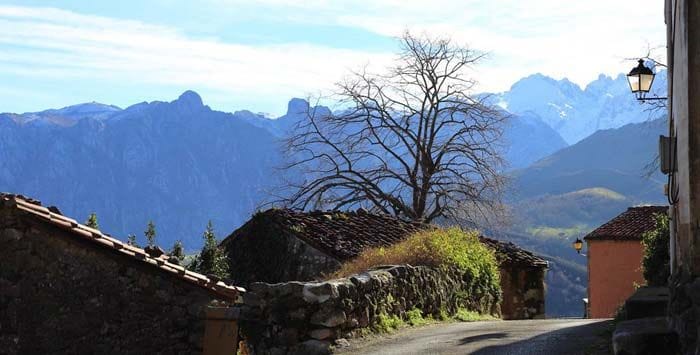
[1,194,245,300]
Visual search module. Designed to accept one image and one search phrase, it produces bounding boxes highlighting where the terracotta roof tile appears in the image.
[1,193,244,300]
[225,208,547,268]
[584,205,668,241]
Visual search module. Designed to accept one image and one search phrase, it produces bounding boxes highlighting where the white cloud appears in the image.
[0,5,394,114]
[0,2,666,113]
[213,0,666,91]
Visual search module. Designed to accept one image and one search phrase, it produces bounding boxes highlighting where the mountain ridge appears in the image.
[494,70,667,143]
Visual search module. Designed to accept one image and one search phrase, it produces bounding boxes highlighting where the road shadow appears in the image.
[470,320,613,355]
[459,332,508,345]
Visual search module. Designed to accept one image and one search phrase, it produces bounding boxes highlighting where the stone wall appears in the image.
[667,0,700,353]
[0,212,224,354]
[669,269,700,354]
[236,265,500,355]
[223,215,341,286]
[499,266,546,320]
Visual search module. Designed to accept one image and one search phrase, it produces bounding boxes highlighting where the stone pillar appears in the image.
[202,306,240,355]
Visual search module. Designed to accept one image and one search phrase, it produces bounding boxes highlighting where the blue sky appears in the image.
[0,1,665,116]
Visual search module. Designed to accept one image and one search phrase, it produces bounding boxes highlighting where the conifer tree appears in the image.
[169,240,186,266]
[85,213,99,229]
[144,220,157,247]
[192,220,229,279]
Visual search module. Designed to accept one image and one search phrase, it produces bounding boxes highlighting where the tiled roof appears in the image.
[227,208,425,261]
[0,193,244,300]
[584,205,668,241]
[479,236,548,267]
[224,208,547,267]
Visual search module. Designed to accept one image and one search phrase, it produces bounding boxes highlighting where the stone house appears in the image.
[0,193,244,354]
[665,1,700,353]
[478,236,548,319]
[221,208,548,319]
[583,206,667,318]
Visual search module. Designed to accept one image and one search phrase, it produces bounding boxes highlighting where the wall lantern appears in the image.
[573,238,584,254]
[627,59,667,101]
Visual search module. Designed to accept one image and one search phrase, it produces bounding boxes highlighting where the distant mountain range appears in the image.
[512,118,666,203]
[0,72,669,316]
[0,89,568,247]
[494,71,667,143]
[0,91,282,248]
[0,72,667,248]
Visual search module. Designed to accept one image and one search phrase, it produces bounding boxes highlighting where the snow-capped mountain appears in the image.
[494,71,667,143]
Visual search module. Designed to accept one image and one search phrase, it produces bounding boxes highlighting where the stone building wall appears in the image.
[0,211,224,354]
[667,0,700,353]
[499,266,546,320]
[223,215,342,286]
[236,265,501,355]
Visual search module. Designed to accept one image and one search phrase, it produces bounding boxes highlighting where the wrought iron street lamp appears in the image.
[573,238,583,254]
[627,59,667,101]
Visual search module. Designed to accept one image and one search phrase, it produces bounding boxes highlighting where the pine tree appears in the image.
[144,220,157,247]
[192,220,229,279]
[127,234,140,248]
[169,240,186,266]
[85,213,99,229]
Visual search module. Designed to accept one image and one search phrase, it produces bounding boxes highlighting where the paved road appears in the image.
[335,319,612,355]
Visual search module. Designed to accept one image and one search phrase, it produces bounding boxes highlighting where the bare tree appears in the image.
[281,32,507,224]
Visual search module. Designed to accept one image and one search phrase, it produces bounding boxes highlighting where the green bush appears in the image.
[641,213,670,286]
[329,227,501,301]
[374,313,404,333]
[454,309,497,322]
[406,308,428,326]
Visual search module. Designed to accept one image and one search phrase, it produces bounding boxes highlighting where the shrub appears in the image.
[329,227,501,300]
[454,309,497,322]
[374,313,404,333]
[85,212,99,229]
[641,213,670,286]
[406,308,428,326]
[168,240,186,266]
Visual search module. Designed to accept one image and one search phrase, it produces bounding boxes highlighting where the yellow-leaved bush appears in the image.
[329,227,501,300]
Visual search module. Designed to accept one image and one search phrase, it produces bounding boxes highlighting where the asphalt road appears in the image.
[335,319,613,355]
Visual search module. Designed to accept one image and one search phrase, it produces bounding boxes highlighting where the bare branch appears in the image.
[278,32,507,224]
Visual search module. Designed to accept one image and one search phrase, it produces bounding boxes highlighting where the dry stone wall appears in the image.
[237,265,501,355]
[0,212,224,355]
[499,266,546,319]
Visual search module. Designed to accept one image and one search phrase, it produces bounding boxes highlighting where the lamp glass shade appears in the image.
[627,59,656,95]
[573,239,583,253]
[627,75,640,92]
[639,73,655,92]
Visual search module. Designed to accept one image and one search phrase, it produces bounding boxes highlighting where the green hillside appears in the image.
[504,119,669,317]
[512,118,667,202]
